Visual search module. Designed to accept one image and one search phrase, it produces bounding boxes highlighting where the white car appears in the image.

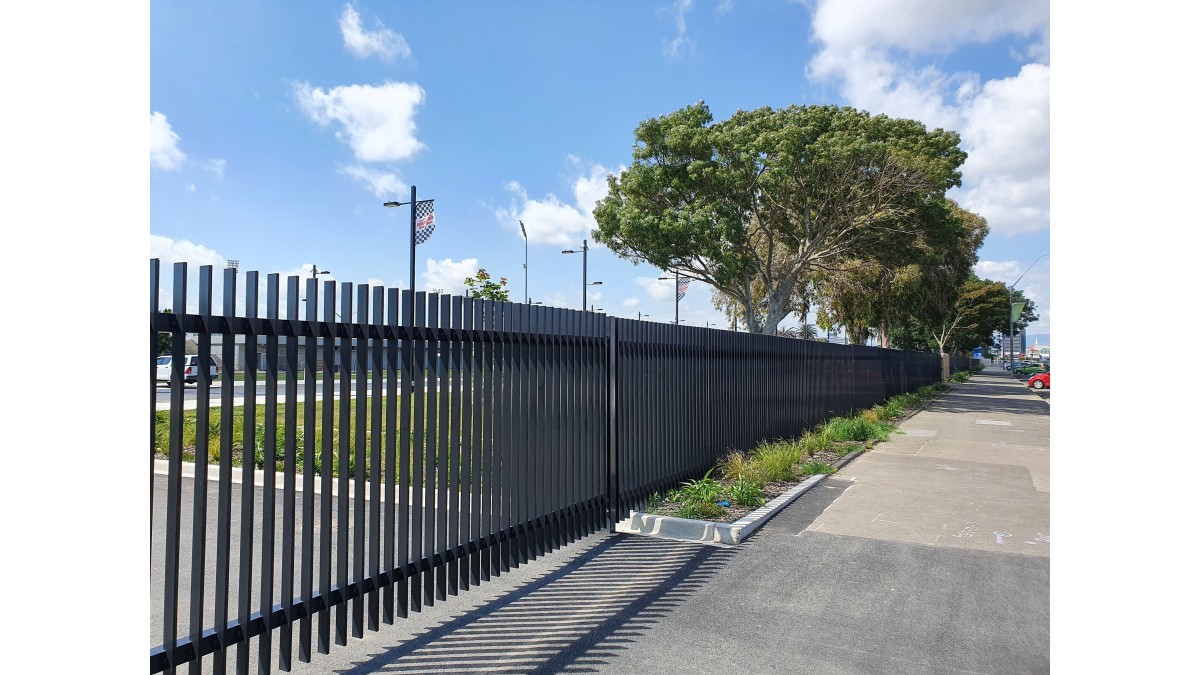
[156,354,220,384]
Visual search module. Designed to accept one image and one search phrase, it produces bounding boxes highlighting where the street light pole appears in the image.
[1007,253,1048,376]
[520,220,529,304]
[657,271,681,324]
[562,240,600,310]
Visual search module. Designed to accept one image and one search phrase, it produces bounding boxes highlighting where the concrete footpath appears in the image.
[266,365,1049,675]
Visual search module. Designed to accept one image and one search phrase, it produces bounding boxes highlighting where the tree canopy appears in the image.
[463,268,510,302]
[593,101,968,335]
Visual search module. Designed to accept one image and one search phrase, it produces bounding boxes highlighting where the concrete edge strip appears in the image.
[616,449,865,547]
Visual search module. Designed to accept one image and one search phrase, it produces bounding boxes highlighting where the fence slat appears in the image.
[335,282,353,646]
[299,277,317,663]
[317,279,336,655]
[436,294,451,601]
[258,274,280,674]
[212,267,237,675]
[235,270,258,675]
[351,284,368,639]
[369,286,384,631]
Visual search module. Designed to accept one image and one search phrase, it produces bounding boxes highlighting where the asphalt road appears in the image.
[155,378,447,410]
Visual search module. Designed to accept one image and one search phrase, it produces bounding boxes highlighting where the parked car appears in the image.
[1014,362,1047,377]
[156,354,219,384]
[1027,371,1050,390]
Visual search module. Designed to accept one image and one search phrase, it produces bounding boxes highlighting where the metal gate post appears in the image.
[606,316,620,532]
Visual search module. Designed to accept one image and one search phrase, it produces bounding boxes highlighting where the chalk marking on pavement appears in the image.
[993,531,1012,545]
[975,419,1012,426]
[952,522,983,538]
[1024,533,1050,545]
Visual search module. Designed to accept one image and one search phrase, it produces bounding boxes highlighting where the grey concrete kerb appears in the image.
[616,450,864,547]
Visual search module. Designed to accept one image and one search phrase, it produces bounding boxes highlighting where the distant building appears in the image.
[1027,341,1050,361]
[1000,329,1027,358]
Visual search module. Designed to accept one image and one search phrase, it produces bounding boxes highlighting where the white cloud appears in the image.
[203,159,226,179]
[496,158,618,246]
[806,0,1050,236]
[150,233,228,312]
[294,81,426,163]
[422,257,478,295]
[623,297,642,309]
[339,164,407,198]
[952,64,1050,235]
[150,233,226,269]
[541,291,570,309]
[973,260,1020,283]
[635,276,676,302]
[339,5,411,61]
[150,112,186,170]
[664,0,695,59]
[810,0,1046,55]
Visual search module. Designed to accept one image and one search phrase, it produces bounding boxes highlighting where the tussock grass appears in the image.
[820,416,894,443]
[798,461,838,476]
[651,381,953,522]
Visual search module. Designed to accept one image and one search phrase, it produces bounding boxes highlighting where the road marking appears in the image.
[975,419,1012,426]
[993,531,1011,545]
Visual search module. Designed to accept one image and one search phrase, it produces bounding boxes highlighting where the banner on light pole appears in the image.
[1010,301,1026,324]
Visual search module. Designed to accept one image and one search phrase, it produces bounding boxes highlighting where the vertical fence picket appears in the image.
[335,282,353,646]
[449,296,464,595]
[212,267,237,675]
[436,294,451,601]
[187,265,213,675]
[409,293,426,613]
[161,263,187,674]
[423,293,438,606]
[383,288,400,624]
[368,286,384,631]
[351,284,368,639]
[317,278,336,655]
[279,275,299,671]
[398,290,413,619]
[299,277,317,663]
[469,299,484,586]
[235,270,258,675]
[258,274,280,674]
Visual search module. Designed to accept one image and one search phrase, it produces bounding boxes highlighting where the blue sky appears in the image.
[150,0,1051,338]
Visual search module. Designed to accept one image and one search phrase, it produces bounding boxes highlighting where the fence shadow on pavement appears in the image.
[329,534,734,674]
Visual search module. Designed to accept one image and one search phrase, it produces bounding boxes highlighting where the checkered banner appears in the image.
[414,200,436,245]
[676,276,691,301]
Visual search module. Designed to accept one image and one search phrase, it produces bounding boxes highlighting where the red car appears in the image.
[1027,371,1049,390]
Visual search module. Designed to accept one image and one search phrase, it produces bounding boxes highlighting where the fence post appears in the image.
[606,316,620,532]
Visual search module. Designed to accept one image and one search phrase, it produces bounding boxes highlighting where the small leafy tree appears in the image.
[156,308,173,355]
[463,269,510,302]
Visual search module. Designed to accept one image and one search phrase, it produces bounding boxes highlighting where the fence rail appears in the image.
[151,260,948,673]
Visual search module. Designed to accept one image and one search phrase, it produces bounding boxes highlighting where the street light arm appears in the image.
[1011,253,1049,290]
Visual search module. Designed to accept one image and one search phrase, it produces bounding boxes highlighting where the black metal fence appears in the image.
[151,261,943,673]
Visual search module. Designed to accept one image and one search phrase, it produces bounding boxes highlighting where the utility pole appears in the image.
[1007,254,1048,377]
[520,220,529,303]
